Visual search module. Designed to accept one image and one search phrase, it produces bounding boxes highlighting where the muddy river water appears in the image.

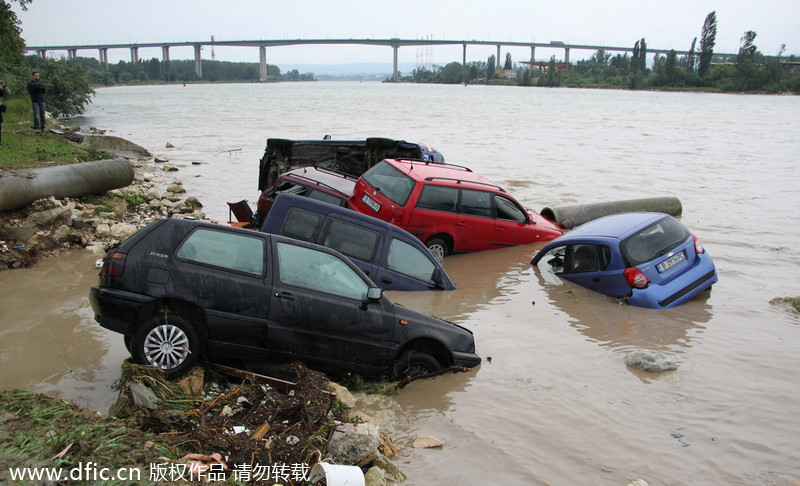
[1,83,799,484]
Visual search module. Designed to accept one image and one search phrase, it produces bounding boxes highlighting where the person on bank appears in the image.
[0,79,10,145]
[27,71,46,133]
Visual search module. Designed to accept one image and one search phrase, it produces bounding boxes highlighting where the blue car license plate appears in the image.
[656,251,686,273]
[362,194,381,213]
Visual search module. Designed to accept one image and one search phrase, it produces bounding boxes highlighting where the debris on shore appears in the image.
[1,361,408,485]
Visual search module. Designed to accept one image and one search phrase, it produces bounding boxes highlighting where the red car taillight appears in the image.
[624,267,649,289]
[692,234,704,254]
[100,252,127,277]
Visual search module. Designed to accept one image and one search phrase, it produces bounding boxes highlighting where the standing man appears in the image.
[0,79,9,145]
[0,79,11,145]
[27,71,46,133]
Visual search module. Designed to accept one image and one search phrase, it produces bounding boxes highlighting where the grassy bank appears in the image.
[0,98,109,171]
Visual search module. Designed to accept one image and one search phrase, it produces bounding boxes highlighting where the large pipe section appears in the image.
[0,158,134,212]
[540,196,682,229]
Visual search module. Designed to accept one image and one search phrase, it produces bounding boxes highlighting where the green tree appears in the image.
[34,58,95,116]
[440,61,464,84]
[686,37,697,72]
[0,1,26,71]
[486,54,496,78]
[638,38,647,73]
[665,49,678,84]
[698,11,717,77]
[734,30,759,90]
[504,52,512,70]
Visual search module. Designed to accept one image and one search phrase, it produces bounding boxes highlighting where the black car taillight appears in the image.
[100,252,127,277]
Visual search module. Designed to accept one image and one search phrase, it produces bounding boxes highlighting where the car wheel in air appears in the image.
[393,351,442,379]
[131,314,199,379]
[366,137,396,150]
[426,237,449,263]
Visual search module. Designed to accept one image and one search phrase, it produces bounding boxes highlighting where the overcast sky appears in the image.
[12,0,800,67]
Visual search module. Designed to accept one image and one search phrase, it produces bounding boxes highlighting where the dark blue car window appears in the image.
[386,238,435,284]
[621,217,690,266]
[176,228,265,276]
[280,207,325,242]
[416,185,458,213]
[319,217,380,263]
[569,244,599,273]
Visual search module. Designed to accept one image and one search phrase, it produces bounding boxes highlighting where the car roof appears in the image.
[381,159,504,191]
[265,193,404,233]
[553,212,670,241]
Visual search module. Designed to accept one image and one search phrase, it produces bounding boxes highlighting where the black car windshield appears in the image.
[361,161,415,206]
[620,217,691,266]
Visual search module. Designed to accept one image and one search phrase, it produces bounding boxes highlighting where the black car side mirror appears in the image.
[367,287,382,301]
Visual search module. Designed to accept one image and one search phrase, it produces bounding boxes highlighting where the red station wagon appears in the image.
[348,159,563,260]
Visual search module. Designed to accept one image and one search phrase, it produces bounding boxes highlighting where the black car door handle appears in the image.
[274,292,295,301]
[381,277,393,284]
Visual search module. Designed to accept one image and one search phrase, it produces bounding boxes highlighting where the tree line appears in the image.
[2,2,799,119]
[399,12,800,94]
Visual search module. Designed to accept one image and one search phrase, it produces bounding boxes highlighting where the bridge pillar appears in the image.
[565,47,570,68]
[162,45,171,81]
[37,49,46,59]
[392,45,399,82]
[259,46,267,81]
[497,44,501,72]
[462,43,467,67]
[68,49,77,60]
[194,43,203,78]
[530,46,535,64]
[99,48,108,68]
[130,46,139,63]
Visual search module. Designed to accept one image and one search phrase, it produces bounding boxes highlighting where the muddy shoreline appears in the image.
[0,131,210,271]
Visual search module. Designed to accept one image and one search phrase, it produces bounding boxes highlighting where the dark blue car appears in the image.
[260,193,457,291]
[531,212,717,308]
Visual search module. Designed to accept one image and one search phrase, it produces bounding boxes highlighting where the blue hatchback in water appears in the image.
[531,212,718,308]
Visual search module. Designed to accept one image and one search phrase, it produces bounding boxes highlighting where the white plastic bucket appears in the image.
[309,462,365,486]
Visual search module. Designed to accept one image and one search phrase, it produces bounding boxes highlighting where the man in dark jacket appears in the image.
[0,79,9,145]
[27,71,46,133]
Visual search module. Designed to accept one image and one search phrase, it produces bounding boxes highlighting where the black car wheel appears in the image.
[131,314,199,378]
[393,351,442,379]
[425,237,449,263]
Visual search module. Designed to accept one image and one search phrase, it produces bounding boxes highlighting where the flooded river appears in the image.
[1,83,799,484]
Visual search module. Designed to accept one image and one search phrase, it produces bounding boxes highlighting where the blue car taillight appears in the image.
[692,234,704,254]
[624,267,649,289]
[100,252,127,277]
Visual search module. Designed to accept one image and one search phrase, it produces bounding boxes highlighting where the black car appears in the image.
[258,137,444,194]
[89,218,479,378]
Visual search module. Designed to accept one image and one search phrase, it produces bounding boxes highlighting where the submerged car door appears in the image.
[493,194,538,245]
[267,239,397,372]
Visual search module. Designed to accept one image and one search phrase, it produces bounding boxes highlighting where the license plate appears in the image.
[656,251,686,273]
[361,194,381,213]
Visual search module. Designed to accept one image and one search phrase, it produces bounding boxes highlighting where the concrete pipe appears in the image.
[0,158,134,212]
[540,196,682,229]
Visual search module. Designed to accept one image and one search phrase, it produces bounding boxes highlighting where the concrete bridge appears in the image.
[23,38,736,81]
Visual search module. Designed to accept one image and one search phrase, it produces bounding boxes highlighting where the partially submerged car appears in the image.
[348,159,563,260]
[258,137,444,194]
[253,166,357,227]
[89,218,479,378]
[531,212,718,308]
[260,193,457,291]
